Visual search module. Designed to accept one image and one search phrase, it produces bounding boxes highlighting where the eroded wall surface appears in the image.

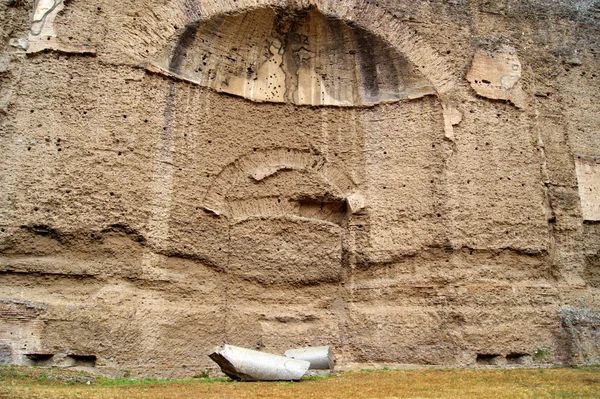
[0,0,599,377]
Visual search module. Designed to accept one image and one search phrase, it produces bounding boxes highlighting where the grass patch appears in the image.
[302,373,336,381]
[575,365,600,372]
[95,375,229,387]
[1,365,600,398]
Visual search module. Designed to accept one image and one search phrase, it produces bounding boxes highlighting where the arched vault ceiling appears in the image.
[150,7,436,106]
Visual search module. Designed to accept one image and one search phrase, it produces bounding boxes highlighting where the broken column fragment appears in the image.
[208,344,310,381]
[284,346,334,370]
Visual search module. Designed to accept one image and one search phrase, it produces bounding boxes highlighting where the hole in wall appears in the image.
[25,353,54,366]
[297,197,347,226]
[66,354,97,368]
[475,353,502,365]
[506,353,530,365]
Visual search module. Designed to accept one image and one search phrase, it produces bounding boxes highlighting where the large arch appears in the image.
[136,0,456,103]
[150,6,436,106]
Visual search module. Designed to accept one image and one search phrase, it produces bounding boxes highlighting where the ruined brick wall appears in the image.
[0,0,599,377]
[0,300,46,366]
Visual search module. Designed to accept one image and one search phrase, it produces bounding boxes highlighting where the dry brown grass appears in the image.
[1,366,599,399]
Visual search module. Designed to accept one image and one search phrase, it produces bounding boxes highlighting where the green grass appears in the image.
[94,375,228,386]
[301,373,336,381]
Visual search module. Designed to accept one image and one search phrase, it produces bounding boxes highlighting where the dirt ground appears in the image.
[1,365,600,399]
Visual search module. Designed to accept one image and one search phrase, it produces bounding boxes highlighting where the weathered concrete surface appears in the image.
[0,0,600,378]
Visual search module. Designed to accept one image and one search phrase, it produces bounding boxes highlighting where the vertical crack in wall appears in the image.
[529,66,581,282]
[224,221,231,344]
[432,124,455,249]
[141,82,177,286]
[144,1,201,267]
[338,107,368,362]
[529,66,558,279]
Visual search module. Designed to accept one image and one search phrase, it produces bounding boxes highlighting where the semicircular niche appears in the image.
[150,7,436,106]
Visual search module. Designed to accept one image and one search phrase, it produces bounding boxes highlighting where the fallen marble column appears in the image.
[208,344,310,381]
[284,346,334,370]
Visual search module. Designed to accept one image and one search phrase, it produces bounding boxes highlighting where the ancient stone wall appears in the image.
[0,0,599,377]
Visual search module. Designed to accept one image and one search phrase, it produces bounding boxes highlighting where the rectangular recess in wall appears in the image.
[575,155,600,221]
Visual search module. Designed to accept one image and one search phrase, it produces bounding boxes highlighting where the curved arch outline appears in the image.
[133,0,456,97]
[202,147,358,223]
